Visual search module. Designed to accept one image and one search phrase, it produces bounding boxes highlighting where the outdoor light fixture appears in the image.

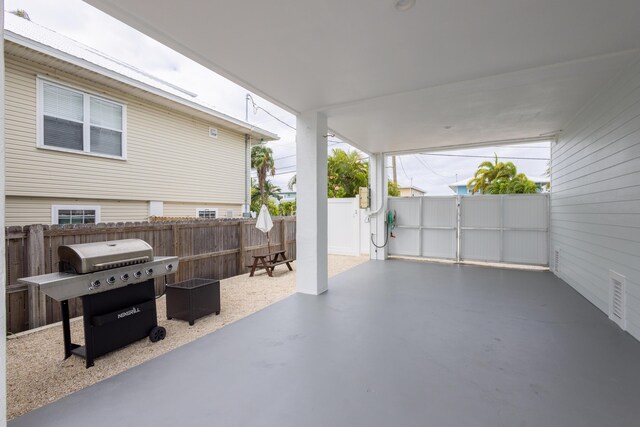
[394,0,416,11]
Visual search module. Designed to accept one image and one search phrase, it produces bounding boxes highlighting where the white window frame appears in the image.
[196,208,218,219]
[37,77,128,160]
[52,205,101,225]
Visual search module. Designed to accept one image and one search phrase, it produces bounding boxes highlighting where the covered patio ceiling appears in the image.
[84,0,640,153]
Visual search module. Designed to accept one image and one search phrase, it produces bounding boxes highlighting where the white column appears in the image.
[1,2,7,424]
[295,112,328,295]
[369,153,388,260]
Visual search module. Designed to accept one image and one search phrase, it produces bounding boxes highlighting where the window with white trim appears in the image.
[39,79,126,158]
[196,208,218,219]
[52,205,101,225]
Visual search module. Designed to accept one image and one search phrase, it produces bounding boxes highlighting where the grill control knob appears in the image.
[134,271,142,279]
[146,268,154,276]
[91,280,101,289]
[121,273,130,282]
[166,264,173,271]
[107,276,116,285]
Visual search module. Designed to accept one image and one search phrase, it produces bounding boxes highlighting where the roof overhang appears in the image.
[4,31,278,142]
[84,0,640,153]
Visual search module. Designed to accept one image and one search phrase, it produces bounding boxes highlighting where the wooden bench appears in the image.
[247,249,293,277]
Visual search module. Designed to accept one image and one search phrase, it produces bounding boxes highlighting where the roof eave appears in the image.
[4,31,279,142]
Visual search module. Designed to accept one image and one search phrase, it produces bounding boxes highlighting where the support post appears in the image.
[1,3,7,423]
[295,112,328,295]
[369,153,388,260]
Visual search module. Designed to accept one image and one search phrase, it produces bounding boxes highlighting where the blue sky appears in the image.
[5,0,550,195]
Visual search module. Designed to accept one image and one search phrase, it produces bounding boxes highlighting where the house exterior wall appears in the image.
[3,197,242,225]
[4,54,247,224]
[550,55,640,340]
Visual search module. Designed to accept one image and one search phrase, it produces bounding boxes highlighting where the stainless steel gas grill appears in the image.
[19,239,178,368]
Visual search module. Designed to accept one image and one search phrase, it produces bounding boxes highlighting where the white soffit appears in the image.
[85,0,640,152]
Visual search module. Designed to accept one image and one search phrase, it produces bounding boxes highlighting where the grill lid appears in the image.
[59,239,153,274]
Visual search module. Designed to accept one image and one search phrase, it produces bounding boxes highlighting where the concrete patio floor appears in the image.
[9,260,640,427]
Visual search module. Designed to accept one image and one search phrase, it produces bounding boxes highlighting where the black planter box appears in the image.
[166,278,220,325]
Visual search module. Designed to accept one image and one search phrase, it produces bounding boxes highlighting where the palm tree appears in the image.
[506,173,538,194]
[251,145,276,205]
[250,179,282,212]
[287,175,296,191]
[467,154,517,194]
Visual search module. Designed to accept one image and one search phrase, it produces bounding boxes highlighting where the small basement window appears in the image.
[38,78,126,159]
[196,208,218,219]
[52,205,101,225]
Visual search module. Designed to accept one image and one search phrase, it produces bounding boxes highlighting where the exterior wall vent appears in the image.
[609,270,627,330]
[208,127,218,138]
[554,249,560,273]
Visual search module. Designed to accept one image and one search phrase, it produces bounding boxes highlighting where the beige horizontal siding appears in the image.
[5,55,247,205]
[5,196,149,226]
[163,202,243,218]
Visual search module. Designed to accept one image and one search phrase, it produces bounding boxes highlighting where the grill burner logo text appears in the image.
[117,307,141,319]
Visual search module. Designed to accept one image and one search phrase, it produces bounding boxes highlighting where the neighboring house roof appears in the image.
[3,13,278,141]
[449,176,550,192]
[398,186,426,194]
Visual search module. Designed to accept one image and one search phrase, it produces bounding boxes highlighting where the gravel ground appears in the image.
[7,255,368,420]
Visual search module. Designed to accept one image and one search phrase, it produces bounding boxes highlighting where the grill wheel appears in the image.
[149,326,167,343]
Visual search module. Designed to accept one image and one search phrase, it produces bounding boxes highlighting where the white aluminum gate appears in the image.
[388,194,549,266]
[388,197,458,259]
[460,194,549,265]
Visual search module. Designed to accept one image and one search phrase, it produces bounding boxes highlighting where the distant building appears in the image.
[449,176,550,195]
[276,191,296,203]
[398,186,427,197]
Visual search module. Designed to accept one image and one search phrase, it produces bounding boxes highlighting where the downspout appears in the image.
[244,93,251,217]
[244,134,249,216]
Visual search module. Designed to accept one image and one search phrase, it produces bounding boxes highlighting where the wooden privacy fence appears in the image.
[5,218,296,334]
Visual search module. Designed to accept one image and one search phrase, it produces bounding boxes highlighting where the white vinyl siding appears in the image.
[551,54,640,340]
[5,56,246,205]
[38,78,126,159]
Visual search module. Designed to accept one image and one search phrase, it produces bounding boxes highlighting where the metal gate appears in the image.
[388,194,549,266]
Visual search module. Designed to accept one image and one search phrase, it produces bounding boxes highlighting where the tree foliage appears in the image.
[467,155,537,195]
[11,9,30,20]
[250,179,281,215]
[290,149,400,198]
[327,149,368,197]
[388,181,401,197]
[279,201,296,216]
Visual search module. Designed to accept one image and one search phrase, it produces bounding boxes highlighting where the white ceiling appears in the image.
[85,0,640,153]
